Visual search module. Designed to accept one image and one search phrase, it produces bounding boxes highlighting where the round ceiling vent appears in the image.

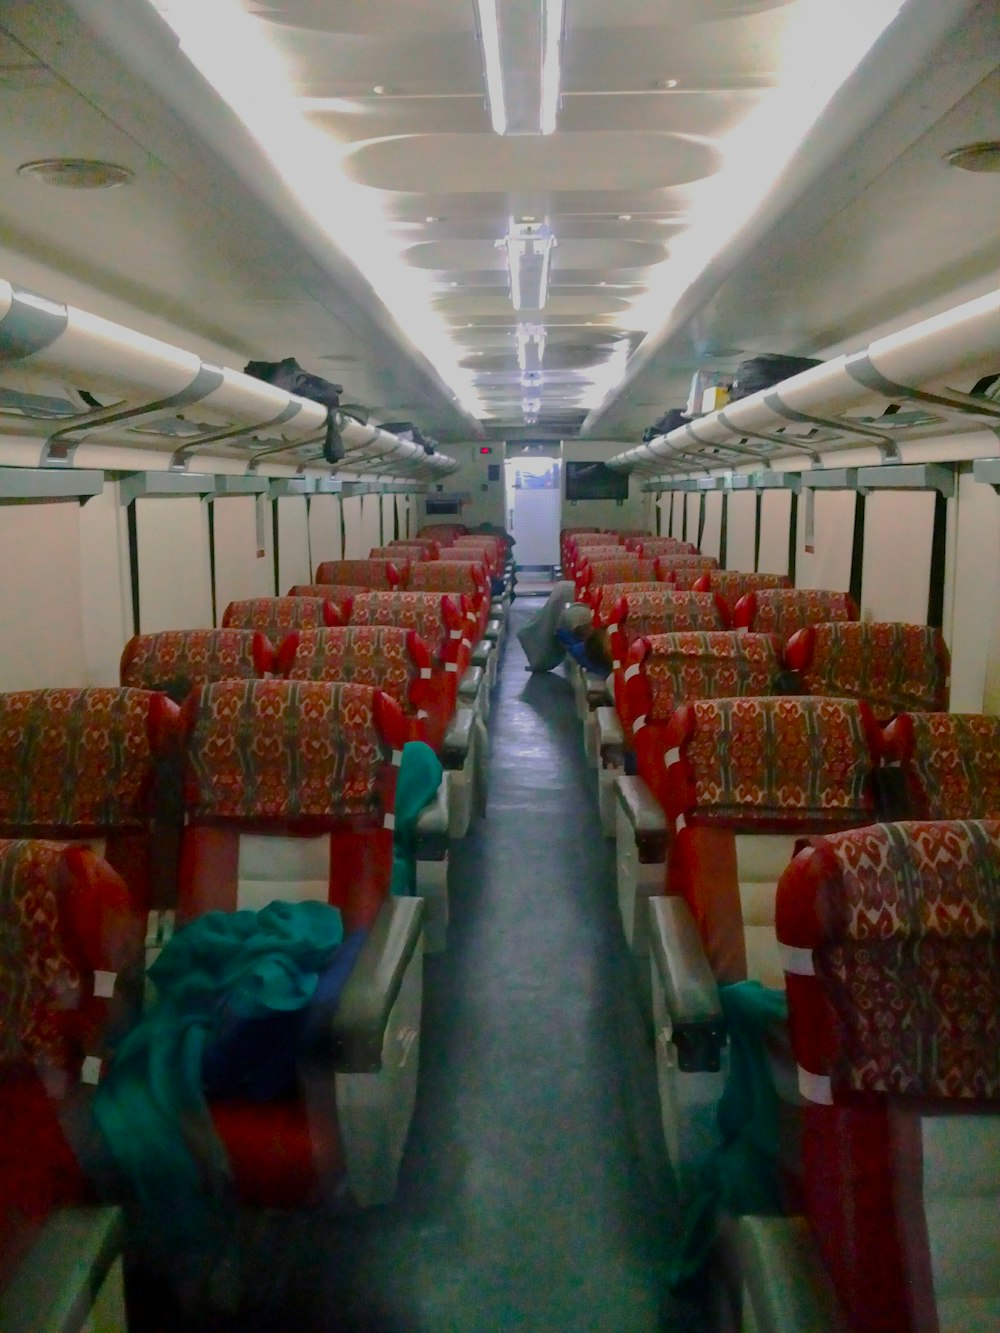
[943,142,1000,174]
[16,159,134,189]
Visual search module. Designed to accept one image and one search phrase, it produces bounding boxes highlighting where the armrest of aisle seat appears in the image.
[440,706,474,770]
[615,775,667,861]
[484,618,503,641]
[649,897,725,1073]
[470,639,493,671]
[735,1216,849,1333]
[0,1207,124,1333]
[414,779,450,844]
[324,897,425,1072]
[596,705,624,764]
[458,664,484,702]
[586,676,612,710]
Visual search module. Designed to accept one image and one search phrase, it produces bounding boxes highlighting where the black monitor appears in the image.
[564,461,629,502]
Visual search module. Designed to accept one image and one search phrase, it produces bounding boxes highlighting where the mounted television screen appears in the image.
[565,461,629,502]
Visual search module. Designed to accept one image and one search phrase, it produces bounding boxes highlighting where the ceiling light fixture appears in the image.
[497,222,556,311]
[522,395,542,423]
[516,323,546,373]
[473,0,566,135]
[943,141,1000,173]
[17,159,134,189]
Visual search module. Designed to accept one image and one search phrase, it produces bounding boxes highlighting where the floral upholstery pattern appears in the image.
[805,819,1000,1099]
[628,538,696,555]
[656,555,719,571]
[681,696,878,826]
[792,621,950,720]
[702,572,792,603]
[223,596,337,634]
[314,559,401,589]
[288,626,424,713]
[0,839,81,1074]
[120,630,266,702]
[639,631,781,721]
[370,544,432,561]
[886,712,1000,819]
[606,589,727,655]
[182,680,394,823]
[0,688,161,831]
[410,562,483,596]
[736,588,857,640]
[348,591,460,660]
[583,557,659,586]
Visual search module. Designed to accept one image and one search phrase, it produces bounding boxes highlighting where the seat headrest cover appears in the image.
[223,596,337,633]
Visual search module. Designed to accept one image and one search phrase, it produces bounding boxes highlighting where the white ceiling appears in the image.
[0,0,997,446]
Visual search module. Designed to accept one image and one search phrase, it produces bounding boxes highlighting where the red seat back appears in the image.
[623,631,781,731]
[223,596,340,634]
[314,559,403,590]
[732,587,857,639]
[883,711,1000,818]
[120,629,273,703]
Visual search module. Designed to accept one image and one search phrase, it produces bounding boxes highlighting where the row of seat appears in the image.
[560,526,999,1331]
[0,523,513,1327]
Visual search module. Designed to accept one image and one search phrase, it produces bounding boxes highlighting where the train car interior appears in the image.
[0,0,999,1328]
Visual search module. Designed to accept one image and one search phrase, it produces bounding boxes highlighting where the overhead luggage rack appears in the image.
[608,290,1000,479]
[0,279,459,483]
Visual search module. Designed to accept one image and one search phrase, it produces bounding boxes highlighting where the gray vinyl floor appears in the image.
[140,601,702,1330]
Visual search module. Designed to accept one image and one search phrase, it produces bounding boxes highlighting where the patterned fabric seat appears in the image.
[883,711,1000,818]
[731,587,858,640]
[314,559,403,590]
[774,818,1000,1333]
[282,626,440,746]
[625,537,697,556]
[690,571,792,605]
[0,687,180,911]
[223,596,340,635]
[175,678,427,1206]
[624,632,782,731]
[642,695,881,1198]
[371,543,436,561]
[120,629,272,703]
[0,838,143,1300]
[604,588,729,666]
[577,557,661,599]
[785,620,950,721]
[409,562,489,642]
[657,555,721,576]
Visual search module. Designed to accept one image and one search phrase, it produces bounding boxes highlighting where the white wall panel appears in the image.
[394,494,406,541]
[308,494,343,568]
[135,497,212,633]
[726,492,757,572]
[701,492,723,561]
[669,492,684,540]
[361,494,382,552]
[213,495,273,621]
[0,501,87,690]
[757,491,793,576]
[861,491,935,625]
[686,492,701,546]
[796,491,856,591]
[80,481,133,684]
[275,496,311,592]
[381,494,395,544]
[342,496,365,557]
[951,473,1000,713]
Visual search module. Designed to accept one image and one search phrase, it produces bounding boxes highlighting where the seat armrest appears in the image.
[596,705,624,759]
[326,897,425,1072]
[586,678,612,710]
[0,1206,123,1333]
[414,779,449,858]
[649,896,724,1072]
[440,706,474,769]
[736,1216,849,1333]
[615,775,666,835]
[458,664,484,698]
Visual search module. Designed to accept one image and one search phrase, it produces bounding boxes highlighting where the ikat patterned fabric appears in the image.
[705,572,792,603]
[0,839,80,1074]
[629,538,695,555]
[314,559,400,589]
[898,713,1000,819]
[120,630,262,702]
[410,562,482,595]
[683,696,877,825]
[800,622,949,720]
[610,588,726,640]
[656,555,719,570]
[0,688,157,831]
[288,627,419,708]
[183,679,389,822]
[348,591,454,656]
[223,596,334,635]
[370,545,432,561]
[813,819,1000,1099]
[642,632,780,721]
[584,557,660,585]
[744,588,856,641]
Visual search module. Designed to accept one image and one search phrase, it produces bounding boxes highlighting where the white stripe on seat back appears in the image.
[237,833,331,912]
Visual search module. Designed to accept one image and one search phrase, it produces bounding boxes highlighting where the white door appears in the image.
[506,451,560,568]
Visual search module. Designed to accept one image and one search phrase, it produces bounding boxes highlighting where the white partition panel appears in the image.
[796,490,856,591]
[213,496,274,620]
[0,500,88,690]
[342,496,365,557]
[381,494,395,544]
[669,492,684,539]
[135,497,213,633]
[951,473,1000,712]
[361,493,382,552]
[726,492,757,572]
[308,494,343,567]
[80,481,133,684]
[757,491,793,576]
[656,494,668,536]
[686,492,701,547]
[861,491,935,625]
[275,496,311,592]
[701,492,723,561]
[395,494,407,540]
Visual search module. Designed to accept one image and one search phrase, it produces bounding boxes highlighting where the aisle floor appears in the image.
[186,603,701,1330]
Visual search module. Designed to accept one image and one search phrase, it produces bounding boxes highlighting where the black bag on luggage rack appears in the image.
[642,408,688,442]
[378,421,437,455]
[244,357,345,464]
[729,354,822,402]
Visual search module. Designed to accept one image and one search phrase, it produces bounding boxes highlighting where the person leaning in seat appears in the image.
[518,582,611,676]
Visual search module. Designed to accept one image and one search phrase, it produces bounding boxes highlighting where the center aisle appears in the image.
[245,602,698,1331]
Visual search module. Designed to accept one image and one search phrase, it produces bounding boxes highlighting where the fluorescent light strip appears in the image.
[475,0,508,135]
[541,0,565,135]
